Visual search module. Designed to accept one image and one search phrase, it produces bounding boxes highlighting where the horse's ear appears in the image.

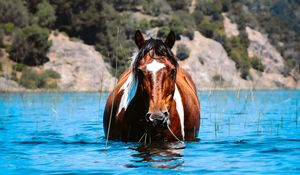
[164,31,175,48]
[135,30,145,49]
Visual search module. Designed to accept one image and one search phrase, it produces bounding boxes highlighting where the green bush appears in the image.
[196,15,224,39]
[168,10,196,39]
[282,59,294,77]
[2,22,15,35]
[44,82,58,89]
[166,0,191,11]
[176,44,190,60]
[0,28,3,47]
[12,63,26,72]
[34,0,56,28]
[224,36,251,79]
[111,0,144,11]
[109,45,132,77]
[134,19,151,32]
[212,74,224,83]
[0,0,29,27]
[18,68,60,89]
[250,56,265,72]
[154,11,197,40]
[157,26,170,38]
[185,31,194,40]
[229,49,251,79]
[195,0,223,17]
[4,44,11,53]
[9,25,51,66]
[43,69,61,79]
[19,69,42,89]
[193,0,226,40]
[142,0,171,16]
[239,30,249,49]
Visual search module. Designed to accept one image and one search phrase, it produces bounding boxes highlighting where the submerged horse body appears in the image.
[103,31,200,142]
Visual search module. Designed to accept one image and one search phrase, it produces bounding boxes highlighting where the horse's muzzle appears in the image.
[145,111,169,127]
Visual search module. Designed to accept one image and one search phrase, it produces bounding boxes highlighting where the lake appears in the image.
[0,90,299,174]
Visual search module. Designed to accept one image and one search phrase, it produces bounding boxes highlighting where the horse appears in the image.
[103,30,200,142]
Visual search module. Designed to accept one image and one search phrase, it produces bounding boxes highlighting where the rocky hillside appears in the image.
[175,31,250,89]
[175,31,298,90]
[0,33,116,92]
[171,16,299,90]
[45,33,116,91]
[1,26,298,92]
[44,16,300,90]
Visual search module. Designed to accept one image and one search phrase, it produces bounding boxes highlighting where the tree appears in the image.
[142,0,171,16]
[166,0,191,11]
[9,25,51,66]
[34,0,56,28]
[0,0,29,27]
[0,29,4,47]
[176,44,190,60]
[168,10,196,39]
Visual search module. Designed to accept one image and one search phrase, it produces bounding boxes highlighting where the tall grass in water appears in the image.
[105,28,120,149]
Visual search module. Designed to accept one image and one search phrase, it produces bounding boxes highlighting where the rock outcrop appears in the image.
[174,31,250,90]
[246,27,297,89]
[45,33,116,91]
[223,13,240,38]
[246,27,284,74]
[173,29,299,89]
[0,77,25,91]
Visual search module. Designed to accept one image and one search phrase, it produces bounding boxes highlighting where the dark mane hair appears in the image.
[132,38,178,73]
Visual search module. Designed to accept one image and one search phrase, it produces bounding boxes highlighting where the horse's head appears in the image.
[133,30,178,128]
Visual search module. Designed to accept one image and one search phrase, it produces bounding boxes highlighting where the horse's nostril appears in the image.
[146,111,169,127]
[163,111,169,117]
[145,113,151,122]
[148,112,164,122]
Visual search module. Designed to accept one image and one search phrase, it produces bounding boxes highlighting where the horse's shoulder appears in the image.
[176,68,200,118]
[177,68,197,95]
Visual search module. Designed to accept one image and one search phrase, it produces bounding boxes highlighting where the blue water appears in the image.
[0,90,299,174]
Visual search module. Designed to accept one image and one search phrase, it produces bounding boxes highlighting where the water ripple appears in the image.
[0,91,300,174]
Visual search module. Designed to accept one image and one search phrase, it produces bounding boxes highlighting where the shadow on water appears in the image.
[126,142,186,169]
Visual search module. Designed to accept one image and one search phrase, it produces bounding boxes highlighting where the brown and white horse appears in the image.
[103,31,200,142]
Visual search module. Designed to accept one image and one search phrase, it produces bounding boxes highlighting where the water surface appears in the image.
[0,90,299,174]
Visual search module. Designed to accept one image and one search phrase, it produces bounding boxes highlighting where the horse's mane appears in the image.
[131,38,178,73]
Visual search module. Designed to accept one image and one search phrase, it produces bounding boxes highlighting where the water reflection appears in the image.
[128,142,186,169]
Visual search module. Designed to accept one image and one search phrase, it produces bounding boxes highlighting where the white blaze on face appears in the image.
[146,60,166,79]
[174,84,185,140]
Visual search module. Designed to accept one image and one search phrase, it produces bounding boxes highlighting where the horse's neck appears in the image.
[123,86,149,121]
